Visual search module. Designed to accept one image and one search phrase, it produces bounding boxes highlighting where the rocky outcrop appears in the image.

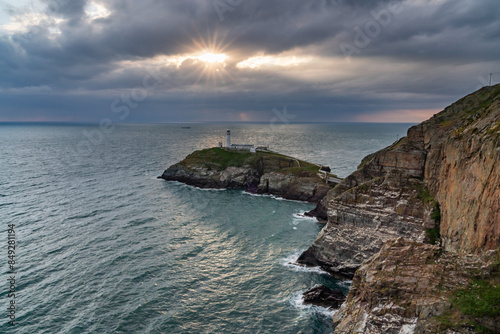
[332,238,499,333]
[302,285,346,309]
[299,85,500,279]
[297,134,434,277]
[161,164,260,189]
[160,148,338,203]
[420,88,500,254]
[295,85,500,333]
[258,172,331,203]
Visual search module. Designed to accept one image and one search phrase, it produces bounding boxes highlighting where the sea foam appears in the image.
[289,291,337,318]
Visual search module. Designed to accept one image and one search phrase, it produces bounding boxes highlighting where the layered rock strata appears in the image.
[299,84,500,278]
[298,130,434,277]
[302,285,346,310]
[332,238,499,333]
[298,84,500,333]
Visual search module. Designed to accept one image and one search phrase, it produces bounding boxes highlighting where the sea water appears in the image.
[0,122,412,333]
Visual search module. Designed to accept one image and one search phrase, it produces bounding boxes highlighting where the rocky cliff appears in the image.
[160,147,337,203]
[333,238,499,333]
[297,125,435,277]
[297,84,500,332]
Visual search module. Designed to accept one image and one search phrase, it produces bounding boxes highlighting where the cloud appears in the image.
[0,0,499,122]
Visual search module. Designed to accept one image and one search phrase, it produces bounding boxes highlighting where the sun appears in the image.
[196,52,227,64]
[180,30,235,87]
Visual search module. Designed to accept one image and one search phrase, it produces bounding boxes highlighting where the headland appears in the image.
[159,146,341,203]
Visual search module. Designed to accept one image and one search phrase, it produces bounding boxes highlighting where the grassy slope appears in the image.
[177,147,336,178]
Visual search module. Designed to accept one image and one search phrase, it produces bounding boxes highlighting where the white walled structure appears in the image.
[224,129,256,152]
[230,144,254,150]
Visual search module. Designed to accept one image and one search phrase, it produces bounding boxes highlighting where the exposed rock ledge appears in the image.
[299,84,500,280]
[303,285,346,310]
[333,238,499,333]
[297,84,500,333]
[297,129,433,278]
[159,148,338,203]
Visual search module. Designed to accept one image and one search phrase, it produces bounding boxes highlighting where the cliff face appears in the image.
[421,87,500,253]
[297,85,500,332]
[160,148,336,203]
[299,85,500,277]
[297,127,434,277]
[332,238,499,333]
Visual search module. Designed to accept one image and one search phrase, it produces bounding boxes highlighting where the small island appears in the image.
[159,143,341,203]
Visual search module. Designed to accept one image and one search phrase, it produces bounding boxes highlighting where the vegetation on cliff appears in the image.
[435,253,500,333]
[178,147,325,176]
[332,239,499,333]
[416,185,442,245]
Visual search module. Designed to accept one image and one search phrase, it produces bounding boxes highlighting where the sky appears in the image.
[0,0,499,123]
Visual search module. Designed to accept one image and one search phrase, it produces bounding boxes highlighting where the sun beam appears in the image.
[178,29,235,88]
[196,52,227,64]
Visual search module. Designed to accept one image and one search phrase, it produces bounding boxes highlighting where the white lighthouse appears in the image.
[226,129,231,148]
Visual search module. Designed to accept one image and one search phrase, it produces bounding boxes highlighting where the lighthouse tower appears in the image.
[226,129,231,148]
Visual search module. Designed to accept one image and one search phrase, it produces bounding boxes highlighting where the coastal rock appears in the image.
[421,90,500,253]
[160,148,339,203]
[298,84,500,333]
[257,172,331,202]
[300,84,500,279]
[332,239,499,333]
[160,164,259,189]
[297,137,432,277]
[302,285,346,309]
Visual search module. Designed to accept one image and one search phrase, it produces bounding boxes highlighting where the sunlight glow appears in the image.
[236,55,309,69]
[356,109,441,123]
[196,53,227,64]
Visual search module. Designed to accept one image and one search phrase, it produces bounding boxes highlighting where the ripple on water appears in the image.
[0,123,411,333]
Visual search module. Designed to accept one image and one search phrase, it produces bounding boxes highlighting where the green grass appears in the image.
[426,226,441,246]
[183,147,257,170]
[453,280,500,318]
[436,255,500,333]
[278,165,320,177]
[179,147,328,180]
[439,119,454,129]
[356,183,370,192]
[417,185,434,204]
[357,152,375,169]
[447,276,500,333]
[416,185,442,245]
[426,202,441,245]
[487,119,500,136]
[431,203,441,223]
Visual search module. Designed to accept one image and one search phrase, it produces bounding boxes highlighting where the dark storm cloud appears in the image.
[43,0,88,18]
[0,0,499,122]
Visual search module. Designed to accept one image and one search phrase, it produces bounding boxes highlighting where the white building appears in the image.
[226,129,231,148]
[224,129,256,152]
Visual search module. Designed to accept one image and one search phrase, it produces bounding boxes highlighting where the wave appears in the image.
[166,180,228,191]
[241,191,309,203]
[289,291,337,318]
[281,250,330,275]
[337,280,353,288]
[292,211,318,223]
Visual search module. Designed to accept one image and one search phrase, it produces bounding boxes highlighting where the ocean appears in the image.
[0,122,412,333]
